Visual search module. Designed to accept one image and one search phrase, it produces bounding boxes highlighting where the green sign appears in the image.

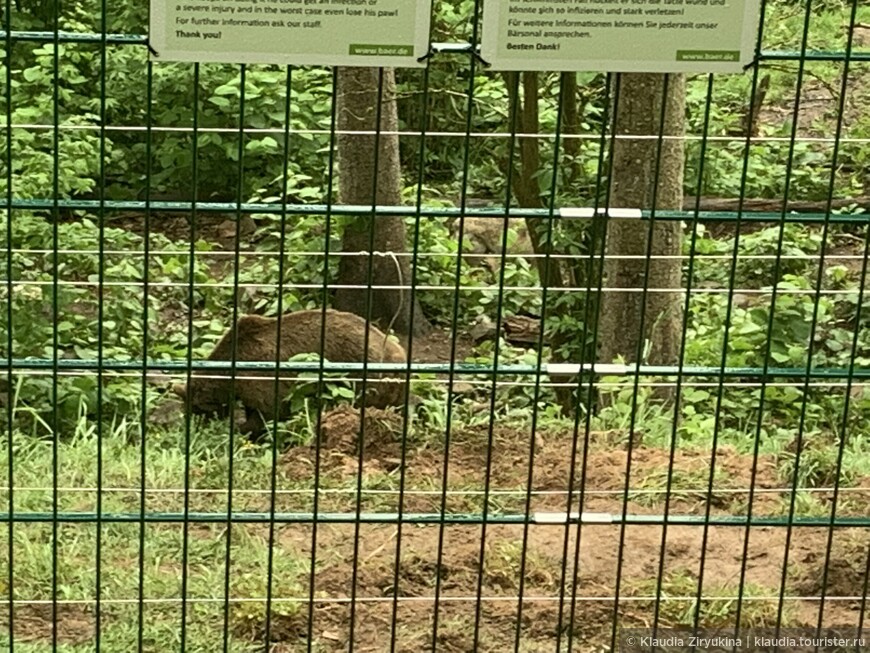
[150,0,431,68]
[481,0,761,73]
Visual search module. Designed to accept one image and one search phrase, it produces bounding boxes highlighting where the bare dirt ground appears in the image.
[234,406,870,652]
[127,324,870,651]
[110,211,250,247]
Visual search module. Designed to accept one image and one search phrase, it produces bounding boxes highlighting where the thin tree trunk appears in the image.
[504,72,566,293]
[334,67,430,337]
[504,72,579,411]
[598,74,685,378]
[561,72,581,185]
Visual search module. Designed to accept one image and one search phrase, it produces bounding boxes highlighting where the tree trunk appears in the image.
[561,72,581,185]
[504,72,566,293]
[333,67,430,337]
[598,74,685,374]
[504,72,580,411]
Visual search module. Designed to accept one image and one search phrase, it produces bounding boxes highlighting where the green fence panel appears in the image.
[1,0,869,651]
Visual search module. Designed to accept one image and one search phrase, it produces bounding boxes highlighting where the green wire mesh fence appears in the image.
[2,0,870,651]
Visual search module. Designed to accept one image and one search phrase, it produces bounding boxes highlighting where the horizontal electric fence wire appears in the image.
[2,0,870,651]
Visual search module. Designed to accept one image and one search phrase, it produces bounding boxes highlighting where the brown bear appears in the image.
[172,309,407,436]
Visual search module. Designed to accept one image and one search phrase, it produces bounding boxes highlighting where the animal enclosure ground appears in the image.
[4,213,870,651]
[1,411,869,652]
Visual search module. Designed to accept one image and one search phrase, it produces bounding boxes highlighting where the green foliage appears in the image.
[777,431,870,489]
[0,211,300,434]
[0,43,107,198]
[462,339,560,421]
[265,352,358,448]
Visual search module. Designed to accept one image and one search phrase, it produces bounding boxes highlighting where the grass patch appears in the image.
[627,569,797,629]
